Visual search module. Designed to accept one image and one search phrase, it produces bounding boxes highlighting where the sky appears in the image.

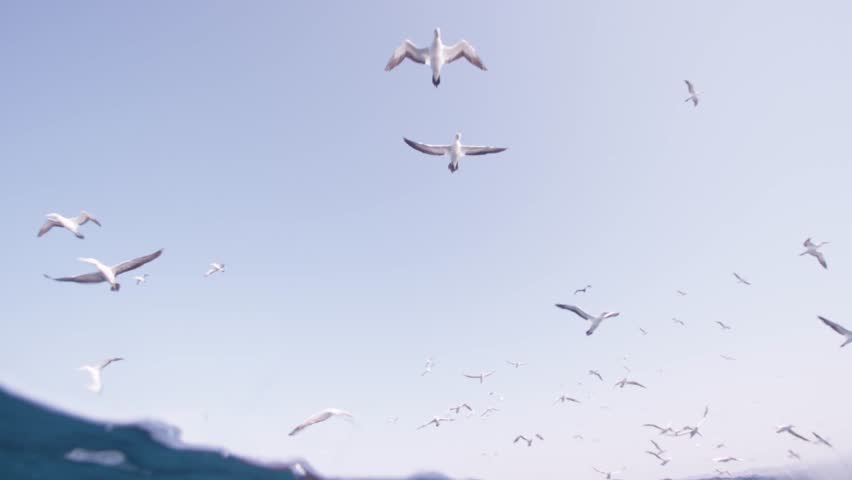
[2,1,852,479]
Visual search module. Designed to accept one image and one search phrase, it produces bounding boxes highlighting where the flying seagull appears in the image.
[78,357,123,394]
[787,449,801,460]
[289,408,353,436]
[554,304,620,335]
[45,249,163,292]
[449,403,473,415]
[593,467,623,480]
[646,451,670,466]
[38,211,101,239]
[589,370,604,381]
[205,263,225,277]
[639,327,648,336]
[649,440,667,456]
[676,290,688,296]
[555,394,581,404]
[421,357,435,376]
[677,406,709,439]
[714,457,741,463]
[684,80,699,107]
[817,316,852,347]
[574,285,592,295]
[403,133,506,173]
[733,272,751,286]
[716,321,732,331]
[513,434,543,447]
[776,425,810,442]
[644,423,676,436]
[134,274,149,285]
[506,360,525,368]
[417,416,454,430]
[614,378,646,389]
[800,238,829,269]
[672,318,686,326]
[463,371,495,384]
[720,355,737,361]
[812,432,833,448]
[480,407,500,418]
[385,28,487,87]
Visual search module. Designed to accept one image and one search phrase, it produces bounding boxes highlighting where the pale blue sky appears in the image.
[2,2,852,479]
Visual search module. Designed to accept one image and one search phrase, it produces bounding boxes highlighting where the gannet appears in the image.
[403,133,506,173]
[776,425,810,442]
[554,304,620,336]
[38,211,101,239]
[385,28,487,87]
[800,238,829,269]
[684,80,699,107]
[417,416,454,429]
[733,272,751,285]
[45,249,163,292]
[289,408,353,436]
[78,357,123,394]
[205,263,225,277]
[574,285,592,295]
[817,316,852,347]
[513,434,543,447]
[463,371,495,384]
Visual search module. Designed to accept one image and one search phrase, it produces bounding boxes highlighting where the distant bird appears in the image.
[573,434,585,441]
[649,440,667,456]
[800,238,829,269]
[639,327,648,336]
[817,316,852,348]
[555,395,581,404]
[37,211,101,239]
[449,403,473,414]
[480,407,500,418]
[403,133,506,173]
[677,406,710,439]
[417,416,454,430]
[78,357,123,394]
[589,370,604,381]
[134,274,149,285]
[787,449,801,460]
[385,28,487,87]
[487,391,505,401]
[672,318,686,326]
[714,457,741,463]
[421,357,435,376]
[720,355,737,361]
[387,416,399,424]
[506,360,525,368]
[554,304,620,336]
[715,443,726,449]
[646,451,670,466]
[45,249,163,292]
[733,272,751,286]
[716,321,732,331]
[513,434,543,447]
[644,423,676,436]
[684,80,699,107]
[574,285,592,295]
[289,408,353,436]
[812,432,833,448]
[614,378,646,389]
[676,290,688,296]
[593,467,623,479]
[463,371,495,384]
[205,263,225,277]
[776,425,810,442]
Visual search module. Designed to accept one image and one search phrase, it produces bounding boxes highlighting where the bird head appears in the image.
[434,27,441,38]
[455,132,462,141]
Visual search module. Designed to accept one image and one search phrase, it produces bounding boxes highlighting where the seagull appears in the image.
[463,371,495,384]
[403,133,506,173]
[715,443,726,449]
[776,425,811,442]
[387,416,399,424]
[677,406,709,439]
[639,327,648,336]
[589,370,604,381]
[421,357,435,376]
[614,378,646,389]
[644,423,677,436]
[513,434,543,447]
[684,80,699,107]
[480,407,500,418]
[449,403,473,414]
[733,272,751,286]
[812,432,834,448]
[505,360,525,368]
[720,355,737,361]
[555,394,581,404]
[800,238,829,269]
[787,449,801,460]
[676,290,688,296]
[417,416,454,430]
[205,263,225,277]
[714,457,741,463]
[646,451,670,466]
[385,28,487,87]
[37,211,101,239]
[554,304,620,336]
[45,249,163,292]
[817,316,852,347]
[574,284,592,295]
[672,318,686,326]
[78,357,123,394]
[289,408,353,436]
[134,274,149,285]
[716,321,732,330]
[573,434,585,441]
[487,391,505,401]
[593,467,623,479]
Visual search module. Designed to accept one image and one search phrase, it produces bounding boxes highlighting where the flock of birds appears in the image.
[33,26,852,480]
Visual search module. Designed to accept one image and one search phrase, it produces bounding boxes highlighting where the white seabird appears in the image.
[812,432,833,448]
[513,434,543,447]
[800,238,829,269]
[480,407,500,418]
[463,371,495,384]
[589,370,604,381]
[134,274,149,285]
[506,360,525,368]
[289,408,353,436]
[593,467,623,480]
[554,304,620,336]
[38,211,101,239]
[614,378,646,389]
[403,133,506,173]
[733,272,751,286]
[385,28,487,87]
[205,263,225,277]
[449,403,473,414]
[672,318,686,326]
[555,394,581,404]
[417,416,454,430]
[714,456,741,463]
[684,80,700,107]
[716,321,732,330]
[646,450,670,466]
[787,449,801,460]
[776,425,810,442]
[817,316,852,348]
[78,357,124,394]
[45,249,163,292]
[574,284,592,295]
[421,357,435,376]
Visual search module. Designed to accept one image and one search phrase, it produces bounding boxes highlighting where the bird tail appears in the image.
[111,283,121,292]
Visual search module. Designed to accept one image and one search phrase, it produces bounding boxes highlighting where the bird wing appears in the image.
[44,272,106,284]
[535,434,544,440]
[461,145,507,156]
[112,249,164,276]
[733,272,751,285]
[554,304,592,320]
[628,381,647,388]
[100,357,124,369]
[37,220,60,237]
[819,316,851,336]
[789,429,810,442]
[685,80,695,94]
[385,40,428,71]
[76,211,101,227]
[651,440,663,452]
[463,374,481,379]
[602,312,620,319]
[815,251,828,269]
[444,40,487,70]
[403,138,450,156]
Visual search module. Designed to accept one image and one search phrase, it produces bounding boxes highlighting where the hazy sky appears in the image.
[2,2,852,479]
